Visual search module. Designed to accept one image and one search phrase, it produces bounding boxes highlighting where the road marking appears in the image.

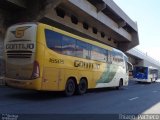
[129,97,139,101]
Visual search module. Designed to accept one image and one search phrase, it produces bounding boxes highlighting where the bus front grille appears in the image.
[6,51,33,58]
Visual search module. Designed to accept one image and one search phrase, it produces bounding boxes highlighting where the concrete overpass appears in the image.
[0,0,139,50]
[0,0,159,78]
[127,48,160,70]
[0,0,138,75]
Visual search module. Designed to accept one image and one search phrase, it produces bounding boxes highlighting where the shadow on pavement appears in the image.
[6,90,67,101]
[88,87,126,93]
[5,86,126,101]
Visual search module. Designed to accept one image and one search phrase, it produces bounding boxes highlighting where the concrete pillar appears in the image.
[0,12,6,84]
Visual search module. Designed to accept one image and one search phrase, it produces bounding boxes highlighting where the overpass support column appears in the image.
[0,11,6,83]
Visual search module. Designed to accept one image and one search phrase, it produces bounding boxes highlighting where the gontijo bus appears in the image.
[4,22,132,96]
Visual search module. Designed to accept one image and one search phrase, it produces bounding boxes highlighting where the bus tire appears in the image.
[77,78,88,95]
[116,79,123,90]
[64,78,76,97]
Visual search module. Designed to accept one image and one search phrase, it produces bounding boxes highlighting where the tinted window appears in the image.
[45,29,62,53]
[108,51,113,63]
[117,53,124,65]
[91,45,107,62]
[45,29,76,56]
[61,35,76,56]
[113,52,119,64]
[108,51,124,65]
[45,29,110,61]
[76,40,91,59]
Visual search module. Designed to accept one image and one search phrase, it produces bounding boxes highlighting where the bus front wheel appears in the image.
[116,79,123,90]
[77,78,88,95]
[65,78,76,96]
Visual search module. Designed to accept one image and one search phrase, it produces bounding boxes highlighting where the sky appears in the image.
[113,0,160,61]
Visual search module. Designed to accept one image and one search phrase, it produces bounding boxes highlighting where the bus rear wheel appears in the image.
[65,78,76,97]
[77,78,88,95]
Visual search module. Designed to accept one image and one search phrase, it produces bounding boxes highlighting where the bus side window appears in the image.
[61,35,76,56]
[45,29,62,53]
[91,46,107,62]
[119,53,124,66]
[76,40,91,59]
[107,51,112,64]
[124,56,128,73]
[105,50,108,62]
[112,51,116,63]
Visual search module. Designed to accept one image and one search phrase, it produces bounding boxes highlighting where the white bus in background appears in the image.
[133,66,158,83]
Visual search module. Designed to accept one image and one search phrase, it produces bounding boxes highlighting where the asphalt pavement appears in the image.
[1,80,160,115]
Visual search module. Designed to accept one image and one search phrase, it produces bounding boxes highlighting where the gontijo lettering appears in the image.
[6,43,34,49]
[74,60,100,69]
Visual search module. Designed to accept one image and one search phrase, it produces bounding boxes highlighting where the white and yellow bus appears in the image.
[4,22,131,96]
